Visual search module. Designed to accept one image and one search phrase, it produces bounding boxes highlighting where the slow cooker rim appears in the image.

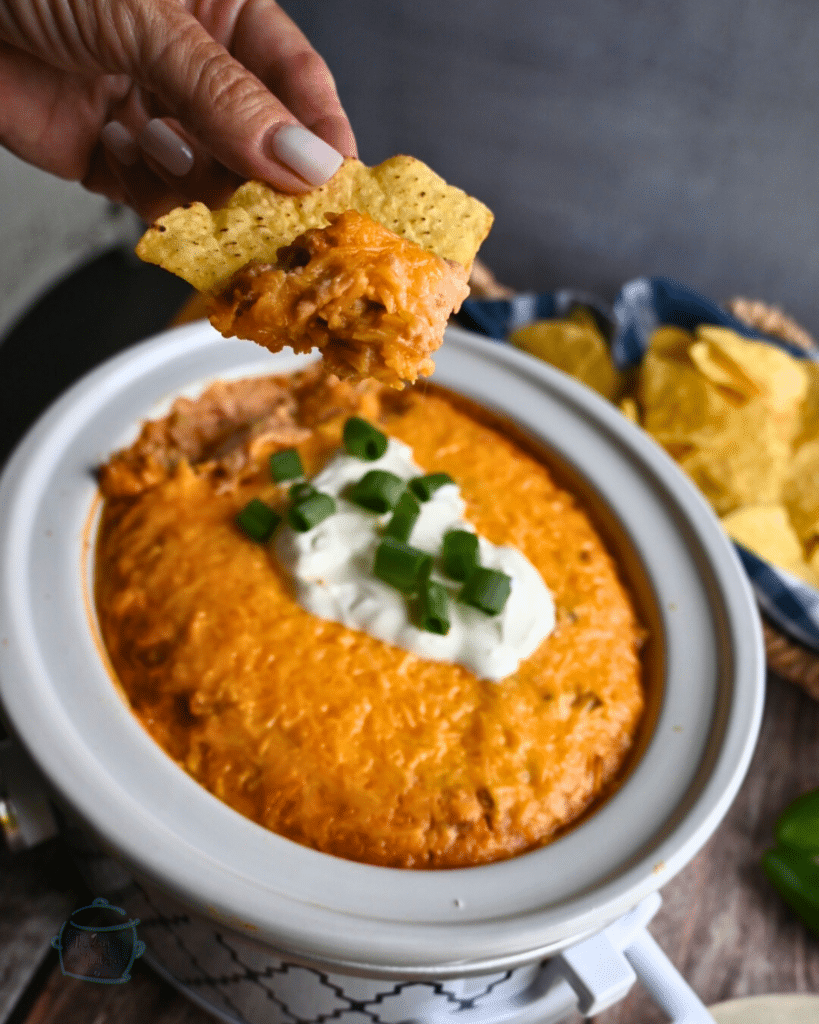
[0,323,765,972]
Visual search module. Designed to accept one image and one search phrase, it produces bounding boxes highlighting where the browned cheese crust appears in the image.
[207,211,470,389]
[96,369,646,868]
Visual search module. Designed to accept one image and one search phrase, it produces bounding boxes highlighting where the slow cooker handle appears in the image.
[411,894,716,1024]
[0,737,59,852]
[546,891,718,1022]
[622,925,718,1023]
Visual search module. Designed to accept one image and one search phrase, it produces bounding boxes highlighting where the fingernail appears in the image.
[139,119,194,177]
[100,121,139,166]
[269,124,343,186]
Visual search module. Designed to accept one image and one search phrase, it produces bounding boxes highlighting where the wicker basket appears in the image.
[468,261,819,701]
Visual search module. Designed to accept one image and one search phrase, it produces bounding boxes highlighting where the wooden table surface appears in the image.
[1,668,817,1024]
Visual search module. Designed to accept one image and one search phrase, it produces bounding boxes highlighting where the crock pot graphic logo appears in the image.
[51,897,145,983]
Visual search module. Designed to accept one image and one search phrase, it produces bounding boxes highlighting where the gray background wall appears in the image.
[282,0,819,332]
[0,0,816,339]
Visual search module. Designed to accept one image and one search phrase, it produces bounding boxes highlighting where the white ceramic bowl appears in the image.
[0,323,764,985]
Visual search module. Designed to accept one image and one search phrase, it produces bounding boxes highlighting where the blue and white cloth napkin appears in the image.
[456,276,819,652]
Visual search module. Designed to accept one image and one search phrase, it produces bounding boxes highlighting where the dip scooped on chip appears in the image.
[136,156,493,388]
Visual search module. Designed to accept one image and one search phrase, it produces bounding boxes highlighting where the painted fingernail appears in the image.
[100,121,139,166]
[138,119,194,177]
[269,124,343,186]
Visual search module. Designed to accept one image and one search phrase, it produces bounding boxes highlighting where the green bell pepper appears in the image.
[775,787,819,852]
[762,785,819,937]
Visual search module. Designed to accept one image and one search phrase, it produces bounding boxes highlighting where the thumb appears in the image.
[126,1,344,190]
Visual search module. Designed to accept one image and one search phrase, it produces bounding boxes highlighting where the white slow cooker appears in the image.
[0,323,765,1023]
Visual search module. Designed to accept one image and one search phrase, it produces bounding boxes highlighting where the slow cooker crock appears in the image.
[0,323,764,1021]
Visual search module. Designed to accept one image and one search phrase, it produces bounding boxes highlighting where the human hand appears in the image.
[0,0,357,221]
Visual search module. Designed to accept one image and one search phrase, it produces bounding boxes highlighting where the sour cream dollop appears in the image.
[273,439,555,681]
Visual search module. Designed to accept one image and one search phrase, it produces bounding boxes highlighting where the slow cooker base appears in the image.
[67,830,717,1024]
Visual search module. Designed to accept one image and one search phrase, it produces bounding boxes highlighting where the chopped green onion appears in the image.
[289,481,316,503]
[236,498,281,542]
[442,529,479,581]
[374,537,433,593]
[288,492,336,532]
[270,448,304,482]
[459,567,512,615]
[343,417,388,460]
[349,470,405,513]
[384,491,421,542]
[409,473,455,502]
[416,580,451,635]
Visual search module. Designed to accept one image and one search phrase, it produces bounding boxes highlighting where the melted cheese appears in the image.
[95,377,646,869]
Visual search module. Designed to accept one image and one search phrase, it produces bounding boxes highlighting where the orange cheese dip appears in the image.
[207,210,470,389]
[96,369,645,868]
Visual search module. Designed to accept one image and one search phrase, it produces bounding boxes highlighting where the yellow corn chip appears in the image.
[793,360,819,449]
[675,424,792,515]
[784,436,819,549]
[688,339,762,405]
[619,396,640,423]
[638,325,807,515]
[640,334,738,447]
[721,504,816,584]
[649,325,697,363]
[136,156,494,293]
[509,314,622,401]
[695,325,808,414]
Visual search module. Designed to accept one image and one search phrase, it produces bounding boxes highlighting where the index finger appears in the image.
[120,0,342,191]
[220,0,357,158]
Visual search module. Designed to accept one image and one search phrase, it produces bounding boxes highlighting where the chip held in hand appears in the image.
[136,156,493,389]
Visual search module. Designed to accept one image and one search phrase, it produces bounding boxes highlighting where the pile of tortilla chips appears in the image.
[510,317,819,587]
[137,155,493,293]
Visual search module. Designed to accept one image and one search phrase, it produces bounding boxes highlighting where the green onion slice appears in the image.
[349,470,404,513]
[269,448,303,482]
[343,417,388,460]
[384,491,421,542]
[442,529,479,581]
[416,580,451,635]
[287,492,336,532]
[289,481,316,503]
[408,473,455,502]
[459,567,512,615]
[374,537,433,593]
[236,498,281,542]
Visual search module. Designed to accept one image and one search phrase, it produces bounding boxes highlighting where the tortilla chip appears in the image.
[136,156,494,292]
[695,325,808,414]
[793,360,819,449]
[509,312,622,401]
[721,504,816,584]
[649,325,698,363]
[687,339,762,405]
[640,330,741,447]
[673,423,792,515]
[784,436,819,550]
[638,325,809,515]
[619,396,640,423]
